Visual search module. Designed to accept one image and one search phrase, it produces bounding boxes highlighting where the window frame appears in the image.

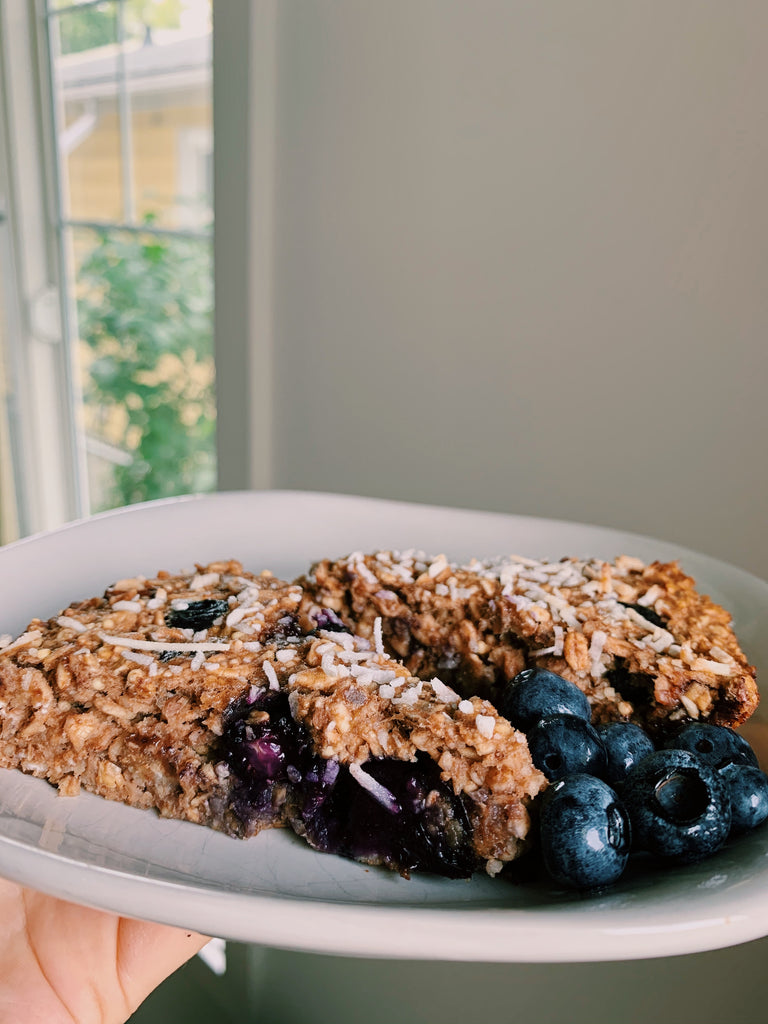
[0,0,87,535]
[0,0,277,538]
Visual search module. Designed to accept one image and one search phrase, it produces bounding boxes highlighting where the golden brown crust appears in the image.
[0,547,757,879]
[286,634,546,866]
[0,561,304,828]
[0,561,546,872]
[298,551,758,732]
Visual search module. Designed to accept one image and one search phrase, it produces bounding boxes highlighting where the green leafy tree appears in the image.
[58,7,117,55]
[58,0,187,56]
[76,225,215,511]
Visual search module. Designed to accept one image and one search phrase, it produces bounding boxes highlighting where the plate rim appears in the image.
[0,488,766,963]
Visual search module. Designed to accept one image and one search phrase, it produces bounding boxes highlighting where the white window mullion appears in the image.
[0,196,26,541]
[115,0,136,224]
[37,0,91,522]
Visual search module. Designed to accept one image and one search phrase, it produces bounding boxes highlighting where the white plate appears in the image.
[0,490,767,963]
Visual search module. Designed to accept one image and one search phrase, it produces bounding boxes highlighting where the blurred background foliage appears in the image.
[76,225,215,511]
[59,0,184,55]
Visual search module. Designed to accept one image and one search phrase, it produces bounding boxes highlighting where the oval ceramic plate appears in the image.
[0,490,766,963]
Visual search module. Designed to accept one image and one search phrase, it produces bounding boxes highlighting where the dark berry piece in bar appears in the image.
[313,608,350,633]
[221,691,478,878]
[618,602,668,630]
[164,598,231,631]
[302,754,478,879]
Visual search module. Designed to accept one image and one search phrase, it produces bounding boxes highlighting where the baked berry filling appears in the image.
[164,598,230,630]
[220,690,478,878]
[312,608,348,632]
[617,602,669,630]
[606,666,657,710]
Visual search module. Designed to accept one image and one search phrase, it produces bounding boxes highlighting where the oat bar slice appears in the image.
[298,551,758,735]
[225,631,546,876]
[0,561,304,830]
[0,563,546,878]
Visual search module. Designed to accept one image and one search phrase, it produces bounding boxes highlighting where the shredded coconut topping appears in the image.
[98,633,232,654]
[475,714,495,739]
[0,630,43,654]
[348,762,399,813]
[263,660,280,690]
[302,547,759,732]
[121,650,155,668]
[428,678,460,703]
[56,616,87,634]
[190,572,220,590]
[373,616,384,656]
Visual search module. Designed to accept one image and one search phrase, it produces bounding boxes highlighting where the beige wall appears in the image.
[258,6,768,1020]
[269,1,768,580]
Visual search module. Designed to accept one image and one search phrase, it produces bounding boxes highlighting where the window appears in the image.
[0,0,215,528]
[0,221,19,544]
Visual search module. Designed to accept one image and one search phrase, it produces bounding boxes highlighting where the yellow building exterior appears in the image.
[65,102,211,229]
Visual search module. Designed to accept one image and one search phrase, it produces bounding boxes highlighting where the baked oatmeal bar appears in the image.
[298,551,758,735]
[228,631,545,876]
[0,561,545,877]
[0,561,303,830]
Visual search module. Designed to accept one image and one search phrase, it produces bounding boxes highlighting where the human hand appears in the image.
[0,878,209,1024]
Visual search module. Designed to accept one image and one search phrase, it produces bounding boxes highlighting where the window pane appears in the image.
[55,1,118,55]
[51,2,125,222]
[50,1,213,231]
[71,225,215,512]
[47,1,110,10]
[125,4,213,230]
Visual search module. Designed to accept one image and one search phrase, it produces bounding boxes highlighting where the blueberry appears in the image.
[539,774,631,890]
[623,749,731,862]
[165,598,230,631]
[718,763,768,833]
[499,667,592,731]
[667,723,760,769]
[339,755,478,878]
[313,608,349,632]
[597,722,655,786]
[618,602,668,630]
[527,714,607,781]
[729,730,762,767]
[222,692,477,877]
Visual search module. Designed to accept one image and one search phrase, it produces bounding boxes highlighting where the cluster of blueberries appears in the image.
[498,668,768,891]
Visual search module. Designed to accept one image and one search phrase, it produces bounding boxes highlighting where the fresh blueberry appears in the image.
[729,730,762,767]
[527,713,607,781]
[718,763,768,833]
[539,774,631,890]
[622,749,731,862]
[499,667,592,731]
[667,723,760,769]
[597,722,655,786]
